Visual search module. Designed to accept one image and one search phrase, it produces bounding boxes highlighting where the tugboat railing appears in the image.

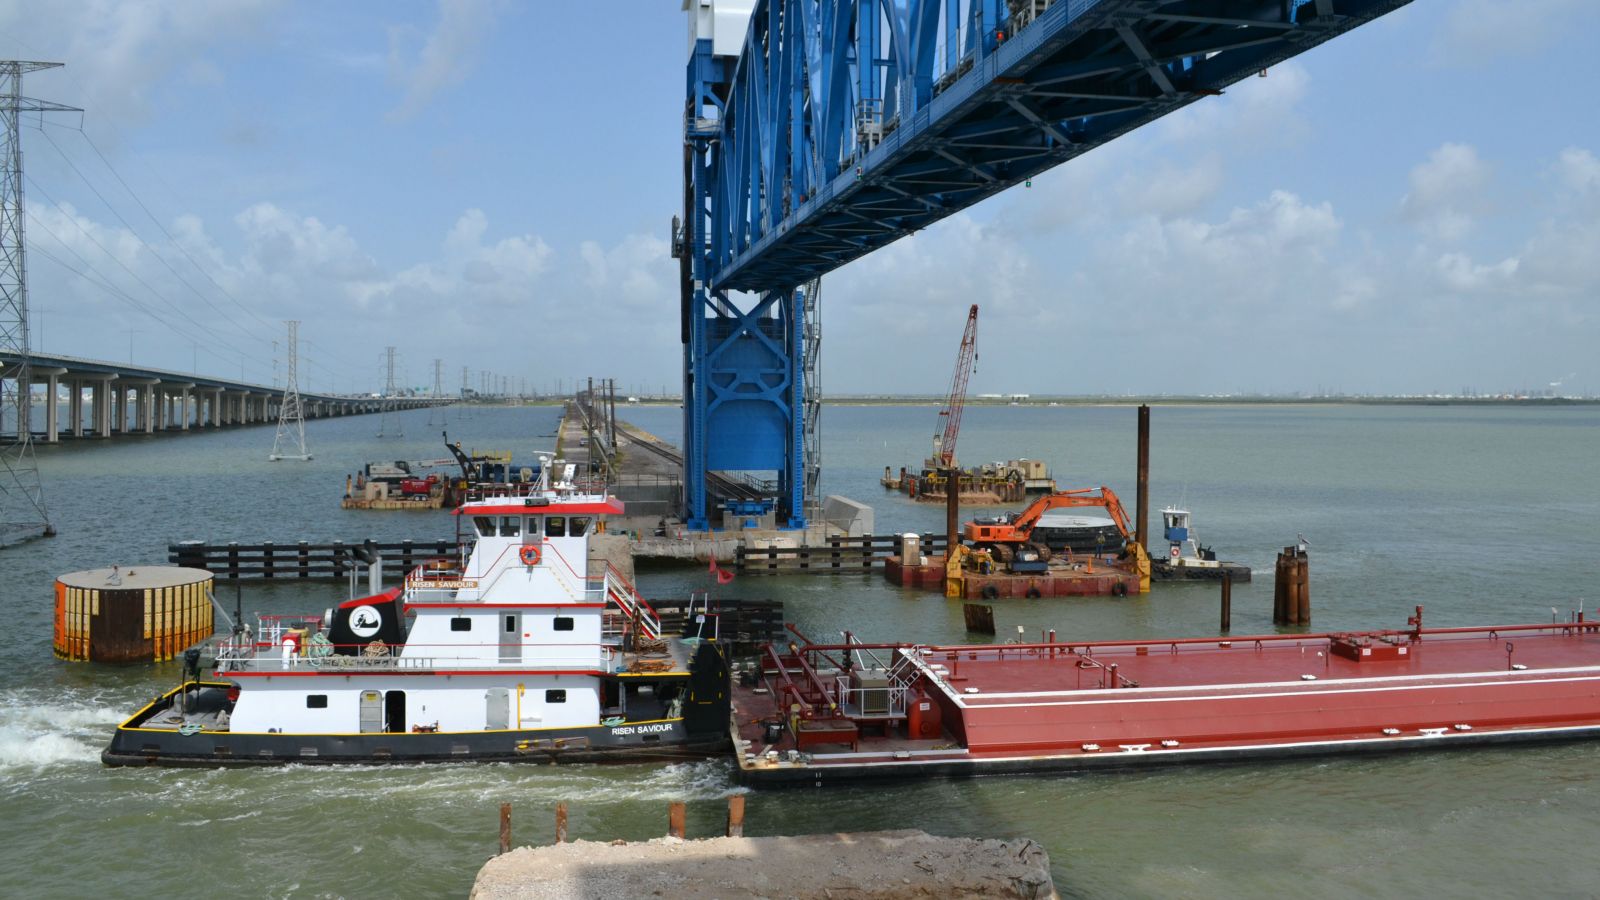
[213,642,620,674]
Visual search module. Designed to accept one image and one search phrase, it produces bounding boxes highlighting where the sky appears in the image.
[1,0,1597,398]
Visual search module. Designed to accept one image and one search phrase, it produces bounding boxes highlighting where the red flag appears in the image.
[708,556,735,585]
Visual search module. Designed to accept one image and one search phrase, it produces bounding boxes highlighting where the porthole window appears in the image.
[545,689,567,703]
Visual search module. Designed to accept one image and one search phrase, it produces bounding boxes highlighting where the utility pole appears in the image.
[426,357,445,426]
[377,346,401,437]
[0,60,76,545]
[268,321,311,461]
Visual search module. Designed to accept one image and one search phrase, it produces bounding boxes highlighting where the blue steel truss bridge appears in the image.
[675,0,1412,530]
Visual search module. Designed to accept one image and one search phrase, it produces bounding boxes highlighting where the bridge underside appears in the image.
[711,0,1413,293]
[680,0,1414,529]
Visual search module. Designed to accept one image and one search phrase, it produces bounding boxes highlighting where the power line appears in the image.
[23,174,273,371]
[34,124,263,343]
[27,240,252,372]
[62,121,276,332]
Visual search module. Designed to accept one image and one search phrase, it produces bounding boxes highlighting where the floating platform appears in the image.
[340,493,448,510]
[732,618,1600,785]
[885,553,1139,598]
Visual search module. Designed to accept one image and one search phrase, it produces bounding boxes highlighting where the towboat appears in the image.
[1149,507,1251,582]
[104,465,730,767]
[731,609,1600,784]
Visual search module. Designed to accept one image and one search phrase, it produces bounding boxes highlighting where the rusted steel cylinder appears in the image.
[1221,573,1232,633]
[1135,405,1150,548]
[54,566,214,664]
[1292,554,1305,624]
[945,466,960,560]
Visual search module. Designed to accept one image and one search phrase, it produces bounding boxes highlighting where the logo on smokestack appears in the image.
[349,606,382,638]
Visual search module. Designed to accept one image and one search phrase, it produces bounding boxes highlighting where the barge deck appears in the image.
[731,616,1600,784]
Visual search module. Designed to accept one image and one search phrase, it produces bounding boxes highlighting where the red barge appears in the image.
[731,609,1600,785]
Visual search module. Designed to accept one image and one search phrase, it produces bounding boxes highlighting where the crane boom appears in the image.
[932,304,978,468]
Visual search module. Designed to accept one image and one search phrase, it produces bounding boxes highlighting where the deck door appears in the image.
[500,613,521,664]
[359,691,382,733]
[486,688,510,729]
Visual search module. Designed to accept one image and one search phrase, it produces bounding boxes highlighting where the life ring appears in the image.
[1111,581,1128,597]
[518,544,542,566]
[1025,587,1042,599]
[980,584,1000,600]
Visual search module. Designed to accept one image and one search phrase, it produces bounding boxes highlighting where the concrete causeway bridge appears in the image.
[0,351,446,443]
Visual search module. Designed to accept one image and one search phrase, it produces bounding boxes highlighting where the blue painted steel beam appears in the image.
[703,0,1416,295]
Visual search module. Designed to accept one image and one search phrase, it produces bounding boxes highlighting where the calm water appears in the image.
[3,403,1598,898]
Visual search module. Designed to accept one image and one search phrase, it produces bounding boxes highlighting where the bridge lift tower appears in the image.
[677,0,819,532]
[677,0,1411,532]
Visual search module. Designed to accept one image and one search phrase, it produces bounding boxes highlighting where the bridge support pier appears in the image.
[39,369,64,443]
[67,377,81,437]
[88,376,113,438]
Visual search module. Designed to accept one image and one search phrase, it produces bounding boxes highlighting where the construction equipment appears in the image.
[362,458,458,485]
[964,487,1133,562]
[929,305,978,469]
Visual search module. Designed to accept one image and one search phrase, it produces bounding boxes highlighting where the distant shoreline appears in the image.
[615,397,1598,408]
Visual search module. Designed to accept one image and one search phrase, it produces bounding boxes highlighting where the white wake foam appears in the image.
[0,691,123,771]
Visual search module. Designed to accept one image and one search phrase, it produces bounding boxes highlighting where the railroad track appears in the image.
[619,426,765,504]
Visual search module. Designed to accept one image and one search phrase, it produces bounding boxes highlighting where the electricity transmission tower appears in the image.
[268,320,311,460]
[426,357,445,426]
[0,61,76,545]
[376,346,402,437]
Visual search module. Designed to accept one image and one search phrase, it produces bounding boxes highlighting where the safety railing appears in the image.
[214,637,618,674]
[832,675,910,719]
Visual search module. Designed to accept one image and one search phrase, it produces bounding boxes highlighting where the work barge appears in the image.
[730,614,1600,784]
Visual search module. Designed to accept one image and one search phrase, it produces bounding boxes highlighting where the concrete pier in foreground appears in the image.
[471,829,1056,899]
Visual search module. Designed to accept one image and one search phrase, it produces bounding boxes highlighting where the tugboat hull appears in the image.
[104,684,728,768]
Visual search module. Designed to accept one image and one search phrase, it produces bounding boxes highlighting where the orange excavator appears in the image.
[963,487,1134,562]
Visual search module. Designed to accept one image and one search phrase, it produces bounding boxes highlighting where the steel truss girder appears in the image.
[702,0,1415,293]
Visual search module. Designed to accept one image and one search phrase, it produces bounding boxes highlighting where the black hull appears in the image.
[104,720,730,768]
[1150,560,1252,582]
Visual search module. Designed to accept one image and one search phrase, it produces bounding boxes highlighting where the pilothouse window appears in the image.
[570,517,591,537]
[500,516,521,537]
[474,516,496,537]
[546,517,566,538]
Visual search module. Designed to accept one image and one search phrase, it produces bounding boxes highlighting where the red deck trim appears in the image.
[220,668,606,678]
[405,602,608,609]
[455,499,624,516]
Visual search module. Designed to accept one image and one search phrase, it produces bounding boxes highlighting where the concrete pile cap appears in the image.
[471,828,1056,900]
[58,566,214,590]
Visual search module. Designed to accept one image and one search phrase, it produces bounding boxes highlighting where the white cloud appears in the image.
[1401,143,1491,241]
[1430,0,1597,64]
[1157,61,1312,148]
[386,0,504,121]
[1554,147,1600,205]
[1435,251,1519,291]
[0,0,281,128]
[579,233,675,311]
